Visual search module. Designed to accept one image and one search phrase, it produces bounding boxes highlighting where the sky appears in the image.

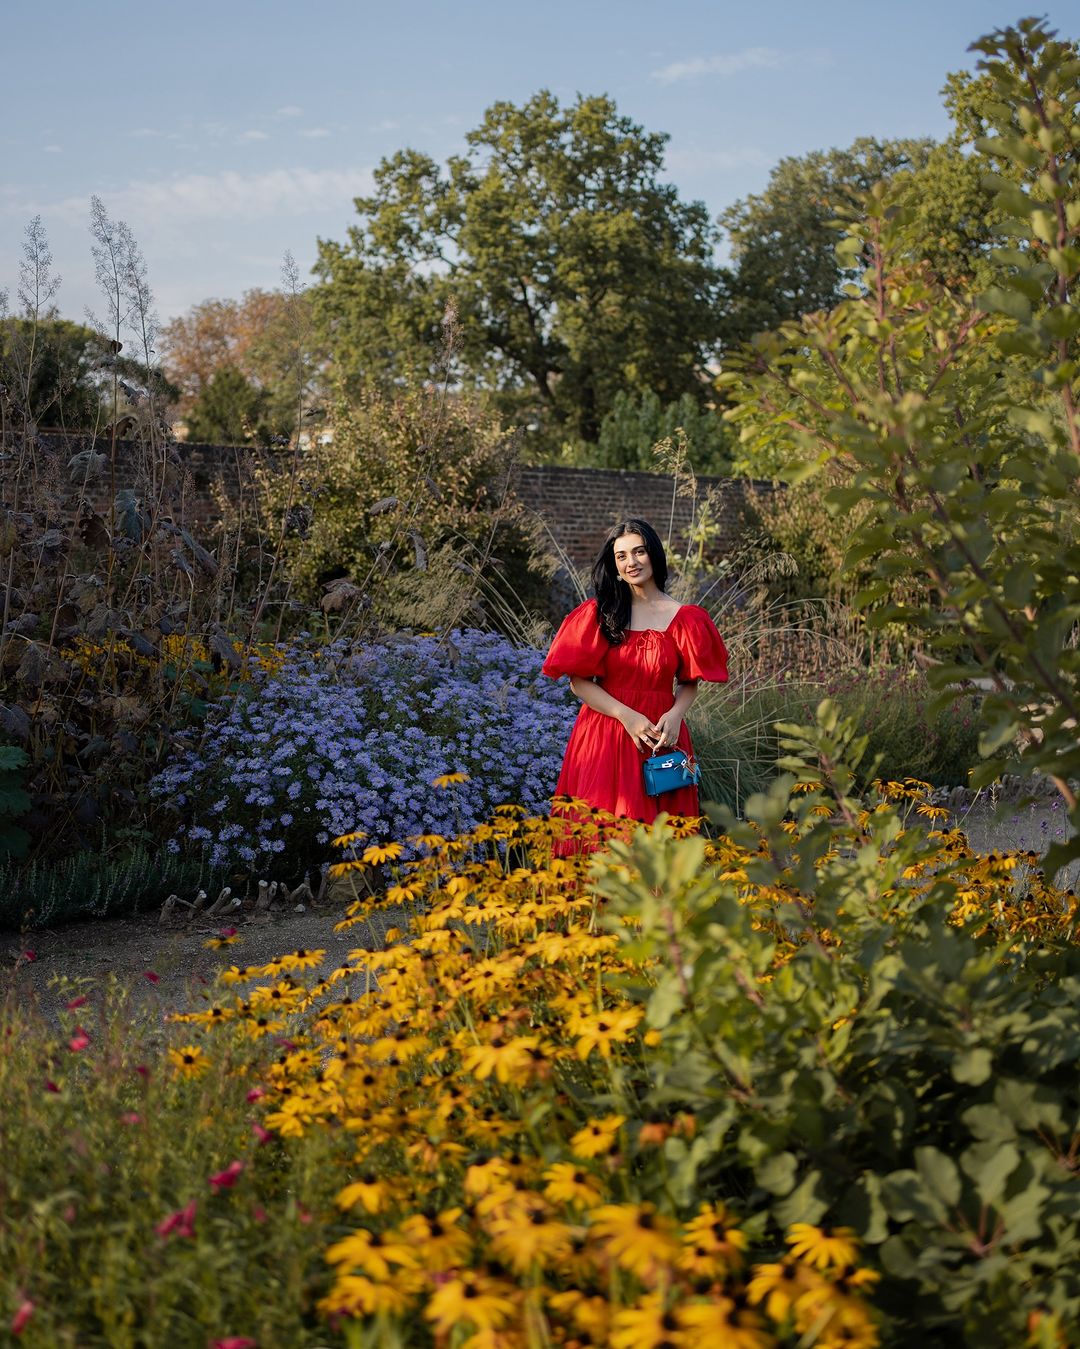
[2,0,1066,331]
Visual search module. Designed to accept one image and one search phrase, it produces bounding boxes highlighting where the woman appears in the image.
[542,518,728,844]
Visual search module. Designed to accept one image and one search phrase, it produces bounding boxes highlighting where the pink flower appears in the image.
[210,1338,257,1349]
[68,1029,90,1052]
[65,995,88,1010]
[120,1112,141,1126]
[251,1123,272,1146]
[44,1080,60,1093]
[10,1299,34,1335]
[20,950,36,963]
[135,1064,150,1078]
[156,1199,197,1239]
[245,1087,266,1103]
[143,970,160,983]
[252,1205,267,1224]
[218,927,238,938]
[209,1160,244,1192]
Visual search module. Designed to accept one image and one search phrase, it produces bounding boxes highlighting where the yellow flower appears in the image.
[487,1201,574,1272]
[399,1207,472,1270]
[331,830,367,848]
[425,1272,517,1337]
[678,1298,773,1348]
[543,1162,604,1209]
[680,1202,747,1275]
[786,1223,861,1271]
[588,1203,680,1279]
[336,1174,396,1214]
[433,771,471,788]
[203,933,239,949]
[609,1294,680,1349]
[167,1044,210,1078]
[362,841,405,865]
[570,1114,625,1159]
[385,882,424,904]
[319,1273,418,1318]
[324,1226,418,1279]
[461,1035,546,1085]
[572,1005,643,1060]
[747,1259,818,1322]
[277,947,325,972]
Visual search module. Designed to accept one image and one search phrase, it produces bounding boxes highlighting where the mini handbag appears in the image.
[642,748,700,797]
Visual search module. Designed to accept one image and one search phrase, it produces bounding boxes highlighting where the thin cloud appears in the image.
[666,145,773,174]
[238,129,270,142]
[4,166,375,227]
[299,127,332,139]
[276,105,303,118]
[43,144,62,154]
[652,46,786,84]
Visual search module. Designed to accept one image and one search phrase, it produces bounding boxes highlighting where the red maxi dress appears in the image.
[542,600,729,833]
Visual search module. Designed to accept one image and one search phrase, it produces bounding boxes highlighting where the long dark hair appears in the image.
[592,518,668,645]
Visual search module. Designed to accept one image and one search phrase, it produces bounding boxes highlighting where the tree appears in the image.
[184,365,284,444]
[721,18,1080,865]
[314,92,724,445]
[159,283,318,435]
[716,137,935,353]
[592,390,732,473]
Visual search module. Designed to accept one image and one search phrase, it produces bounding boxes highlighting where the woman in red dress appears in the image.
[542,518,728,842]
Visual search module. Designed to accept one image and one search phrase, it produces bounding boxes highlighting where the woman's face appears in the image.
[613,533,653,587]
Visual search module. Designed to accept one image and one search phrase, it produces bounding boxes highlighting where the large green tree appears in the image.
[716,137,936,353]
[315,92,724,445]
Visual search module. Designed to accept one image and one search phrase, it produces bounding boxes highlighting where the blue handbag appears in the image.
[642,748,700,797]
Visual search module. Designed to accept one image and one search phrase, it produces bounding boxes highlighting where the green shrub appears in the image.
[0,840,217,931]
[0,744,30,863]
[693,666,982,810]
[592,706,1080,1347]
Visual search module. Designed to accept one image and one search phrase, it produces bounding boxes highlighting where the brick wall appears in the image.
[509,464,775,566]
[35,435,775,567]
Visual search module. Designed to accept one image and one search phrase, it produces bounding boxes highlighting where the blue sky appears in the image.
[2,1,1061,327]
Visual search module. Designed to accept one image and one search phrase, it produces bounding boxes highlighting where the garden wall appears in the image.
[40,435,775,565]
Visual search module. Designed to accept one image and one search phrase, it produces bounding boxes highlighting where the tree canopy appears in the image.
[314,92,725,446]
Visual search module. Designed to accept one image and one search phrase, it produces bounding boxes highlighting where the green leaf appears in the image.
[756,1151,798,1197]
[952,1046,993,1086]
[976,286,1032,322]
[914,1146,962,1208]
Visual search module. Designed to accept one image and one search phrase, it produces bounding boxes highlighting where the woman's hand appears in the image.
[652,709,684,751]
[621,711,663,754]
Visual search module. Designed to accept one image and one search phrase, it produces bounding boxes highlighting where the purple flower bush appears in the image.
[151,631,578,874]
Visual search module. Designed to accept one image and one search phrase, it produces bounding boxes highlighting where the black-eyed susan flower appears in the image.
[432,771,471,788]
[424,1271,517,1337]
[609,1293,682,1349]
[331,830,367,848]
[542,1162,604,1210]
[747,1258,819,1322]
[570,1114,624,1159]
[677,1298,773,1348]
[167,1044,210,1078]
[363,841,405,865]
[277,948,325,972]
[570,1005,643,1060]
[786,1223,861,1271]
[461,1035,545,1085]
[324,1226,419,1279]
[588,1203,680,1279]
[398,1207,472,1270]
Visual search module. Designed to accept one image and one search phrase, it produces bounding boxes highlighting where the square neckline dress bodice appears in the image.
[541,600,729,837]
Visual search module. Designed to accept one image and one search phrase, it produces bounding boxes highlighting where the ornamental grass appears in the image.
[4,769,1078,1346]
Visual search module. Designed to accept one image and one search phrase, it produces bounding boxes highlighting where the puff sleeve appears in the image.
[672,605,729,683]
[542,600,609,680]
